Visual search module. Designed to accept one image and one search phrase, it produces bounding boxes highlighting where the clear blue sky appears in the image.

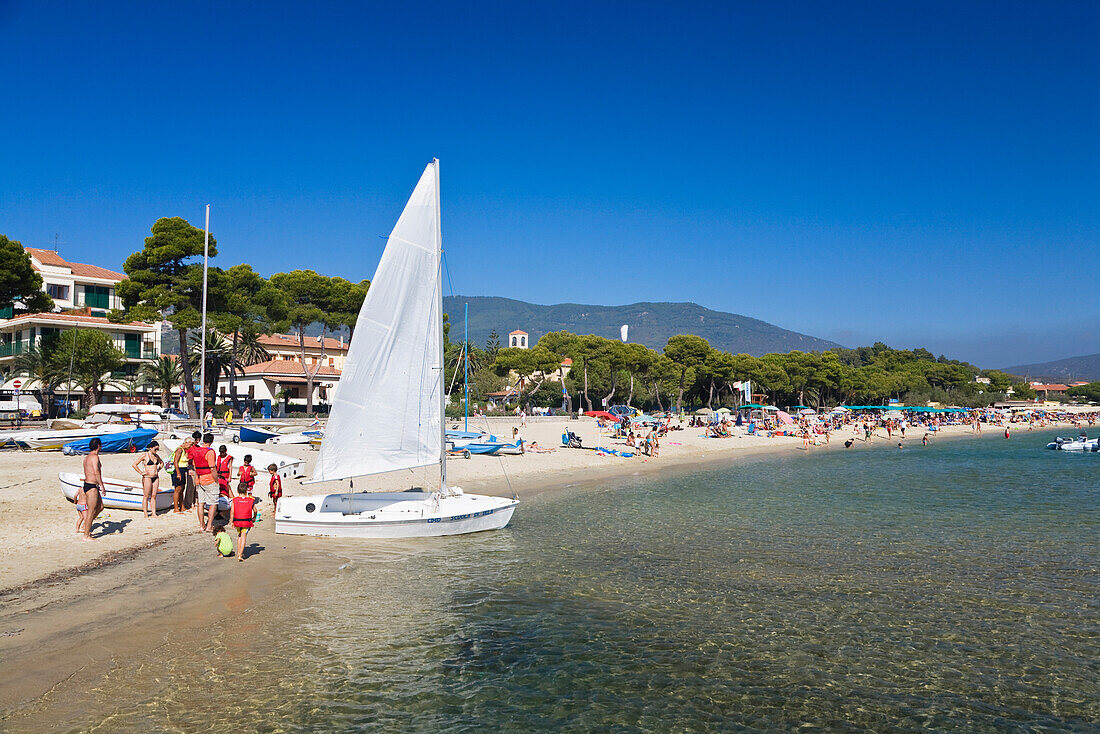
[2,1,1097,368]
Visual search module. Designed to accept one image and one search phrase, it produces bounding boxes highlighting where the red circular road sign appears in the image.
[11,380,21,389]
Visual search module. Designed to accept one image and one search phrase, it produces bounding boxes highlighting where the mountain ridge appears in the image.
[444,296,842,356]
[1001,353,1100,382]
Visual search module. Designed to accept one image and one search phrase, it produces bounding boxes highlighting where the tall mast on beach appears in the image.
[200,204,210,420]
[435,159,446,492]
[464,302,469,433]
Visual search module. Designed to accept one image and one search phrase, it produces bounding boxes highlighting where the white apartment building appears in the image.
[0,249,161,399]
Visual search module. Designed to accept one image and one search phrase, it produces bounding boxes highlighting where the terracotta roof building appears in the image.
[1,249,162,397]
[253,332,350,370]
[222,359,342,406]
[21,248,127,314]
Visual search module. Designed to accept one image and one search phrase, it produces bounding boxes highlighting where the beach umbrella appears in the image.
[776,410,795,425]
[798,408,816,415]
[738,403,764,409]
[694,408,713,415]
[584,410,620,422]
[715,407,732,414]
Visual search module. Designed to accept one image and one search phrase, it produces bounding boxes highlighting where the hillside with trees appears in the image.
[448,330,1032,414]
[444,296,842,357]
[1001,353,1100,382]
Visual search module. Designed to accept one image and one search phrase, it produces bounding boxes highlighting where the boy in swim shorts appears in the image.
[78,437,105,541]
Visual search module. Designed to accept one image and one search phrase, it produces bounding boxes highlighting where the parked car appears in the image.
[607,404,642,419]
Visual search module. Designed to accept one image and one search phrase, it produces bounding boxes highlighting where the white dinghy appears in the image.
[59,472,174,511]
[276,161,518,538]
[160,438,305,479]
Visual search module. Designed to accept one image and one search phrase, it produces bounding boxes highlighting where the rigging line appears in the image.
[441,251,457,300]
[447,342,465,397]
[479,413,518,501]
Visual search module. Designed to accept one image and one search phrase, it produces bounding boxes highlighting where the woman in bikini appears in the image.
[132,441,164,518]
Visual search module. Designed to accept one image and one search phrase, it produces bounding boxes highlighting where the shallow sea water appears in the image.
[84,433,1099,731]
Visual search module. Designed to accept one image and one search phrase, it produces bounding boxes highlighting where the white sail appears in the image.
[312,162,443,482]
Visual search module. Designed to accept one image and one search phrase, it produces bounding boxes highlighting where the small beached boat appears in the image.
[61,428,158,455]
[8,426,132,451]
[160,437,306,478]
[239,425,279,443]
[267,429,323,445]
[59,471,174,511]
[276,161,518,538]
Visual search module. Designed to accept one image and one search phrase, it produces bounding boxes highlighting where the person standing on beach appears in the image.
[267,465,283,512]
[189,433,221,532]
[230,484,258,561]
[131,440,164,519]
[204,409,214,430]
[216,446,234,500]
[79,437,105,542]
[169,438,191,514]
[238,455,257,496]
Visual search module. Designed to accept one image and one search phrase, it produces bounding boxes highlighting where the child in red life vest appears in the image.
[238,454,257,496]
[267,464,282,512]
[230,485,258,562]
[216,445,234,498]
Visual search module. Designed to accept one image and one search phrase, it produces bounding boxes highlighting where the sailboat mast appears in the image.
[200,204,210,421]
[464,302,469,433]
[435,159,446,492]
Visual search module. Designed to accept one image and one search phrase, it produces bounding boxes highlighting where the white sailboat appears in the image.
[275,161,518,538]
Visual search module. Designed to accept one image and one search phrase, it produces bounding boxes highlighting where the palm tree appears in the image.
[222,326,271,411]
[189,327,234,406]
[140,355,182,408]
[236,327,271,366]
[106,372,146,403]
[12,343,63,417]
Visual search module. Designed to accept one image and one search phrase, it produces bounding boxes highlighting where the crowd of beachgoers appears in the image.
[72,428,284,561]
[1,403,1097,592]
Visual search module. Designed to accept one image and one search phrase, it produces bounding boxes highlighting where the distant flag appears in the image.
[741,381,751,400]
[620,324,628,342]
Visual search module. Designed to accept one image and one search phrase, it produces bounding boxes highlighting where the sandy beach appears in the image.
[0,413,1067,593]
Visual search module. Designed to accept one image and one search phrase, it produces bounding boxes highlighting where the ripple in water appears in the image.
[71,435,1100,732]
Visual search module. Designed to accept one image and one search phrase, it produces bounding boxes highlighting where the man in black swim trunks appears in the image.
[79,437,105,541]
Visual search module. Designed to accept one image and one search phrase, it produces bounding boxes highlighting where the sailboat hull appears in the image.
[59,472,174,511]
[274,491,518,538]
